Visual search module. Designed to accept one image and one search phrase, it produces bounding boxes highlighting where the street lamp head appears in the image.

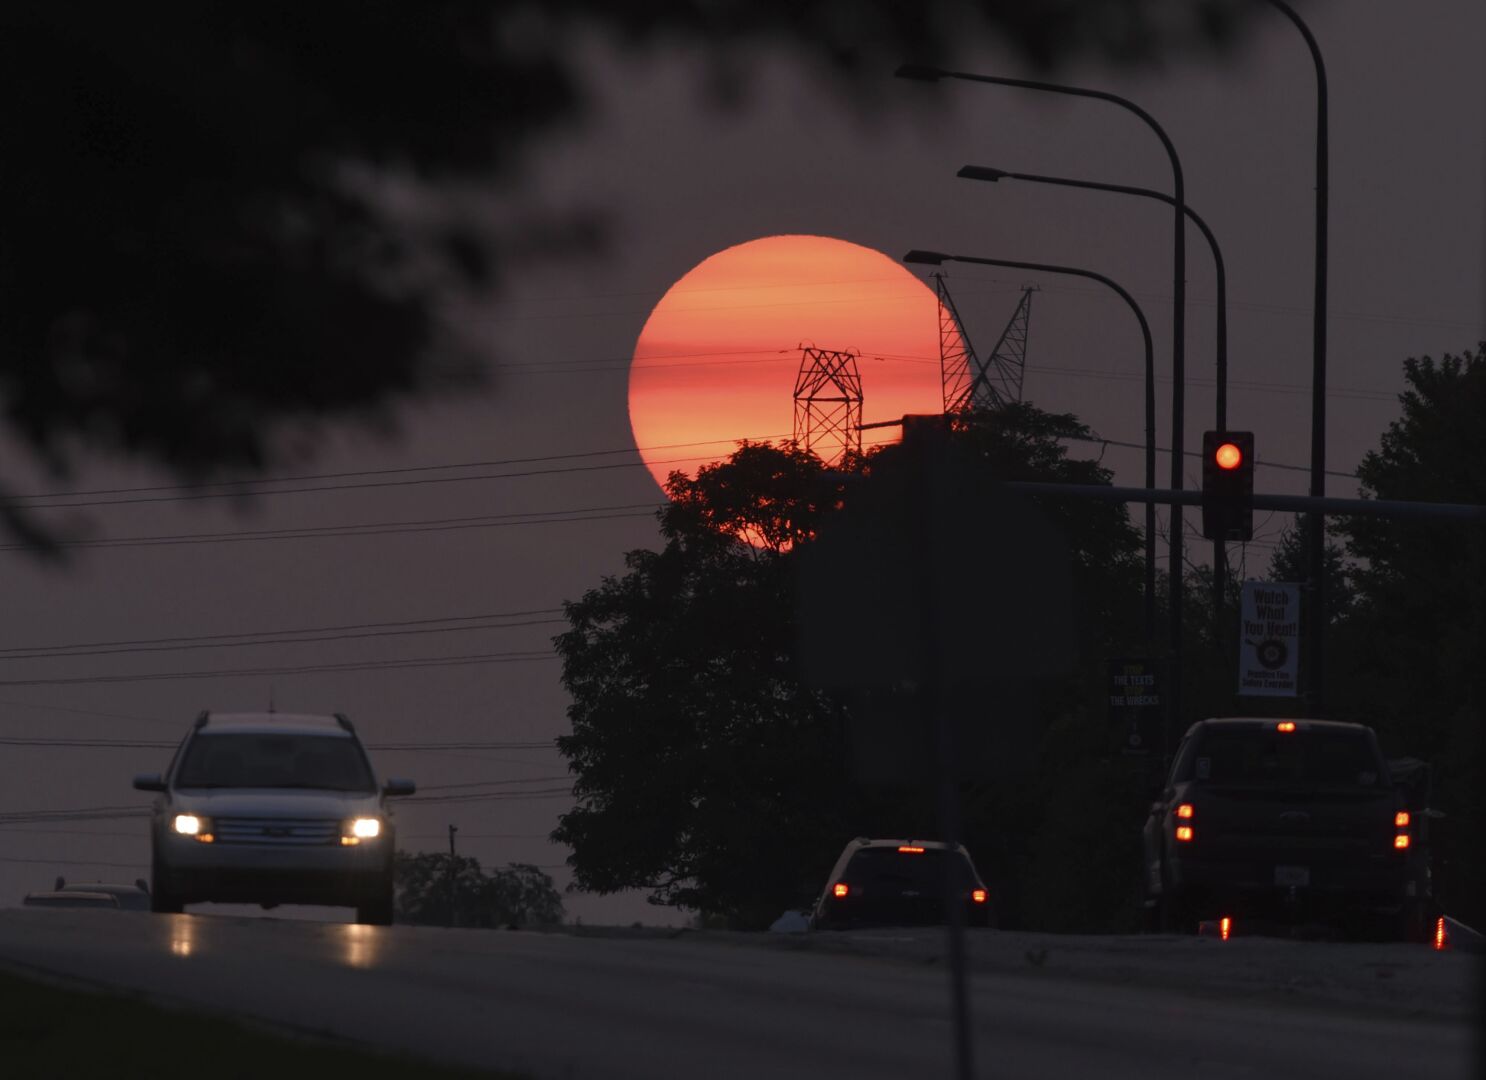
[957,165,1010,183]
[902,250,948,266]
[893,63,944,82]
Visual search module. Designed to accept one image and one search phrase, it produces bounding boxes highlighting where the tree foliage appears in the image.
[554,405,1147,928]
[394,851,563,928]
[1328,345,1485,925]
[2,1,1260,547]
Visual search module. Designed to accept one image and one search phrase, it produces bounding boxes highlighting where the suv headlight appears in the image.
[172,814,214,843]
[342,817,382,845]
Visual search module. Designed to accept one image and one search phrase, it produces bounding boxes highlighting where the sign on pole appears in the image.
[1238,581,1301,697]
[1107,658,1163,755]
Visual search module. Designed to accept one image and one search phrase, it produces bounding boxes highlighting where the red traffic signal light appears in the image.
[1201,431,1254,542]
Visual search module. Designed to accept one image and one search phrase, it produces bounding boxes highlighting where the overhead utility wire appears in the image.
[0,508,661,554]
[0,607,565,656]
[0,736,557,750]
[0,649,558,689]
[9,436,791,503]
[12,454,715,511]
[0,617,567,663]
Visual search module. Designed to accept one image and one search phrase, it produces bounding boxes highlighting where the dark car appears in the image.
[54,878,152,912]
[1142,717,1427,938]
[811,838,992,930]
[23,890,120,909]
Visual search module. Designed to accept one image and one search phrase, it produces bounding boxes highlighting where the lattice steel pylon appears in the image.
[934,273,1036,413]
[793,345,863,465]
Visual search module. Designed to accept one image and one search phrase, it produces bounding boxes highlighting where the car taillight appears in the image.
[971,889,987,904]
[1175,826,1194,842]
[1394,833,1410,850]
[1220,916,1232,941]
[1394,811,1410,827]
[897,845,925,854]
[1175,803,1194,819]
[1276,721,1297,733]
[833,883,849,898]
[1434,917,1447,951]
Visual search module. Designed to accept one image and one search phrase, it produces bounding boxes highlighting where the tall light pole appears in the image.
[956,165,1233,615]
[1265,0,1329,716]
[904,249,1158,645]
[897,63,1190,726]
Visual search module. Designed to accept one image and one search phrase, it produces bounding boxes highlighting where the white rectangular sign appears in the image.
[1238,581,1301,697]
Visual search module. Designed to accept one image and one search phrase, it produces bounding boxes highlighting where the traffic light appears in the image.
[1201,431,1254,541]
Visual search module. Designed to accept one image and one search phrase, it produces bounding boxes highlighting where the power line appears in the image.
[404,787,573,805]
[415,776,570,792]
[1,855,147,869]
[0,649,558,689]
[0,607,565,657]
[0,735,558,751]
[0,617,567,664]
[7,434,790,503]
[1,508,661,554]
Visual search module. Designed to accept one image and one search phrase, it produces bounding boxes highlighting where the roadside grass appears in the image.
[0,967,523,1079]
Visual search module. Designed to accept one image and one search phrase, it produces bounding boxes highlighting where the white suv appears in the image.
[134,711,414,924]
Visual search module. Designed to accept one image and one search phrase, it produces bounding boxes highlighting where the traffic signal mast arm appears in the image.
[1001,483,1486,523]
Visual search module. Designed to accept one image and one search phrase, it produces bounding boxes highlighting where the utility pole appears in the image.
[447,824,458,929]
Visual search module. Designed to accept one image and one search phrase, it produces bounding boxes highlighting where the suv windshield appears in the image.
[174,733,375,792]
[844,848,973,895]
[1185,729,1383,788]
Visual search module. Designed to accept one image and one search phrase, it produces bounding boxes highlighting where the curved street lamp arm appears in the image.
[903,249,1157,642]
[957,166,1228,429]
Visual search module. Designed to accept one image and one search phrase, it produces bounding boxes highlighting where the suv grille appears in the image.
[213,817,341,846]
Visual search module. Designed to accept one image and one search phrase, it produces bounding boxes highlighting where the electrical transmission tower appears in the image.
[793,345,863,465]
[934,273,1037,413]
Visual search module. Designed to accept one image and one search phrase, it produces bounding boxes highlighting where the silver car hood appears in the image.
[170,788,383,818]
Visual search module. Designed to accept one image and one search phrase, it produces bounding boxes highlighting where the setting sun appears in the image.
[627,235,953,494]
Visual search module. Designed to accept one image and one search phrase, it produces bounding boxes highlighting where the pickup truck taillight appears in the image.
[1174,803,1195,842]
[1394,809,1411,849]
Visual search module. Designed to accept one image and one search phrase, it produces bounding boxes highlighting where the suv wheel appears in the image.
[356,880,395,926]
[150,855,184,914]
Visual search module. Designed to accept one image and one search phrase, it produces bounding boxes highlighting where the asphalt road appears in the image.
[0,910,1475,1079]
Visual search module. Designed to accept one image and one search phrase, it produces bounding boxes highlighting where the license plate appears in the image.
[1275,865,1310,887]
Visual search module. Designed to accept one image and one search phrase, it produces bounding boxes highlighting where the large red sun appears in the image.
[627,234,952,494]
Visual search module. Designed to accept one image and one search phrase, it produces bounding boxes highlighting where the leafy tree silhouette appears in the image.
[554,405,1148,928]
[1,1,1257,548]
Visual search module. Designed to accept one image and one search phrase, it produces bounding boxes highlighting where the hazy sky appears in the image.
[2,0,1482,924]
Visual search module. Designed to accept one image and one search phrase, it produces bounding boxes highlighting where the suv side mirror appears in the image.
[133,773,166,792]
[382,778,416,797]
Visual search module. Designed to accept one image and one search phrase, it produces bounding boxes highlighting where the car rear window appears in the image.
[1183,728,1384,788]
[175,733,375,792]
[843,848,974,894]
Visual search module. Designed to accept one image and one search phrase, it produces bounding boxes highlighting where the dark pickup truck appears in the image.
[1143,717,1431,939]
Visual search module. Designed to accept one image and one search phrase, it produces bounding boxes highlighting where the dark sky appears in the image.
[2,0,1483,923]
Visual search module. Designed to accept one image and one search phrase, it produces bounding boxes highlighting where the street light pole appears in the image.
[904,249,1158,645]
[897,63,1189,726]
[1265,0,1329,716]
[956,165,1233,616]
